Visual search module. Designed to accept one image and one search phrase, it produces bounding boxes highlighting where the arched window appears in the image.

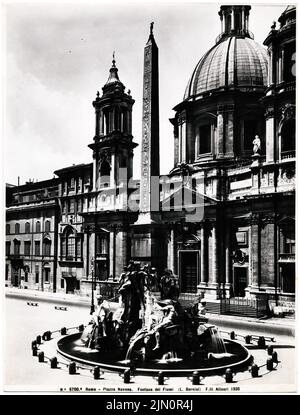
[36,221,41,233]
[283,42,296,83]
[43,237,51,256]
[281,119,295,158]
[61,228,82,261]
[100,160,111,188]
[13,239,20,255]
[25,222,30,233]
[6,224,10,235]
[15,223,20,234]
[67,233,75,259]
[45,220,51,232]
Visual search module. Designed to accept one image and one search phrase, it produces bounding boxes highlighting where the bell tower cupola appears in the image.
[89,55,137,195]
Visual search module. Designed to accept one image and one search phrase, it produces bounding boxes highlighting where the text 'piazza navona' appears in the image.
[5,5,296,316]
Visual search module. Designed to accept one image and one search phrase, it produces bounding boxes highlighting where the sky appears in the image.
[3,1,288,185]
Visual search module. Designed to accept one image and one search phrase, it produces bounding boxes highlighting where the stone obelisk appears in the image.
[136,22,160,224]
[133,23,166,274]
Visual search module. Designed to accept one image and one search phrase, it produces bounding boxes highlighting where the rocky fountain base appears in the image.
[57,332,251,376]
[57,264,252,377]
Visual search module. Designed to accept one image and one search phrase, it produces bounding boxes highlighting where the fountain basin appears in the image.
[57,333,252,376]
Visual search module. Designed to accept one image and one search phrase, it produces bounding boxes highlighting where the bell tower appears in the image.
[89,55,138,198]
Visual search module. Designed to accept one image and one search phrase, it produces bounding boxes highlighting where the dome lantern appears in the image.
[217,5,253,44]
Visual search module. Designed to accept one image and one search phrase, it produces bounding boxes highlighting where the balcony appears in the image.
[278,253,295,263]
[59,256,83,267]
[281,150,295,160]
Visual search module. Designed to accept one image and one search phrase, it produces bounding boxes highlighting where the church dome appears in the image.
[184,6,268,101]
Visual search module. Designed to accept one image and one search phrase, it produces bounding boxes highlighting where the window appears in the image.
[77,199,82,213]
[45,220,51,232]
[69,199,75,213]
[44,268,50,283]
[61,229,82,261]
[283,225,295,254]
[43,239,51,256]
[24,241,31,256]
[14,240,20,255]
[77,178,81,193]
[6,241,10,256]
[61,278,65,289]
[6,264,9,281]
[198,124,211,155]
[61,238,66,257]
[25,222,30,233]
[283,43,296,83]
[35,241,40,256]
[67,233,75,259]
[100,160,111,188]
[76,238,82,259]
[6,224,10,235]
[15,223,20,234]
[69,178,75,191]
[36,221,41,233]
[97,234,108,255]
[281,119,295,155]
[35,265,39,284]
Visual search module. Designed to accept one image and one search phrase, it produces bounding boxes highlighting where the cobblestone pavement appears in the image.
[4,295,297,394]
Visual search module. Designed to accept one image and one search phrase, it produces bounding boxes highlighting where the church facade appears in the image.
[5,5,296,312]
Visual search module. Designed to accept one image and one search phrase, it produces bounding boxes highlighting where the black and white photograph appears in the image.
[2,0,297,395]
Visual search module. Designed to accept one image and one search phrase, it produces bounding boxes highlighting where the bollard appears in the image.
[93,366,101,380]
[257,336,266,348]
[68,362,76,375]
[192,371,200,385]
[272,351,278,364]
[267,345,274,355]
[158,371,165,385]
[42,331,51,341]
[36,335,42,345]
[78,324,84,332]
[32,345,38,356]
[123,368,131,384]
[60,327,67,335]
[225,368,233,383]
[245,335,252,344]
[38,351,44,363]
[266,358,273,371]
[50,357,58,369]
[250,364,259,378]
[230,331,235,340]
[31,340,37,350]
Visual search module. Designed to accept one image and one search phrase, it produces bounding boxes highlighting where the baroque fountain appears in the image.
[57,262,252,376]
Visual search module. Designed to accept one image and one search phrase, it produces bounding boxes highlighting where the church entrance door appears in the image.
[233,267,247,297]
[179,250,198,293]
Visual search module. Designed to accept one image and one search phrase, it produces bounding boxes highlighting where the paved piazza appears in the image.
[4,296,296,394]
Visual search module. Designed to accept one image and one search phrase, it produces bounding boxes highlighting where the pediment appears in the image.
[161,185,217,210]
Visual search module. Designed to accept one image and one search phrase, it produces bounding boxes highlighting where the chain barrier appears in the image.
[31,324,278,383]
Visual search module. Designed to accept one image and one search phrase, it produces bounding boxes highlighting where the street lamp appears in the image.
[90,256,95,314]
